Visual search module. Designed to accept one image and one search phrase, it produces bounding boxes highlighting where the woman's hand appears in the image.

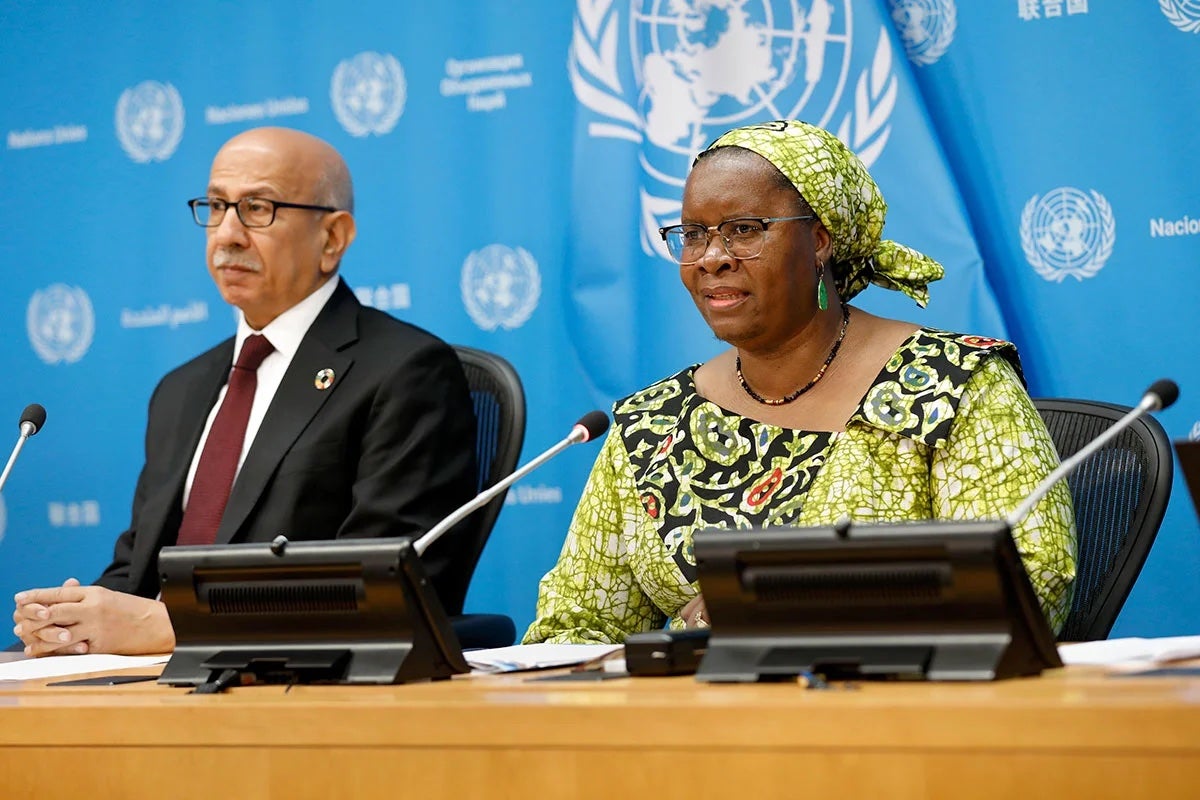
[680,594,709,628]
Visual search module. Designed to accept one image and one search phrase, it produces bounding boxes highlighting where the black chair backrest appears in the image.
[1033,398,1173,641]
[450,345,526,610]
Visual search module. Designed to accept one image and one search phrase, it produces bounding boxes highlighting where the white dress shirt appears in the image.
[182,277,340,510]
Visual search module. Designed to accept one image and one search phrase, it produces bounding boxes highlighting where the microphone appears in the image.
[0,403,47,494]
[1007,379,1179,527]
[413,410,610,556]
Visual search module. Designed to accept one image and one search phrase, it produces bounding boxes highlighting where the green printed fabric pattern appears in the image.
[524,330,1076,644]
[704,120,945,306]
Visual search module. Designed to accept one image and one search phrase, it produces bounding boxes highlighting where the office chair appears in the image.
[1033,398,1174,642]
[448,345,526,650]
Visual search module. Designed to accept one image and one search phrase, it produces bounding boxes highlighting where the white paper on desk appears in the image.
[1058,636,1200,666]
[466,643,621,674]
[0,654,169,682]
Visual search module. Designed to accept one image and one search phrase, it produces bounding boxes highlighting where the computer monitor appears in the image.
[157,537,469,689]
[1176,439,1200,521]
[692,519,1062,682]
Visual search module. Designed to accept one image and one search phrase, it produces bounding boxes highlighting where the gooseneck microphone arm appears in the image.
[1006,379,1179,528]
[413,410,610,558]
[0,404,47,495]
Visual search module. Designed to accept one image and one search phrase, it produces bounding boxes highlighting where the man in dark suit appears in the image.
[12,127,476,656]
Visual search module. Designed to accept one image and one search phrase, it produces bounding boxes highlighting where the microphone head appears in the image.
[571,410,611,443]
[1146,379,1179,411]
[19,403,46,436]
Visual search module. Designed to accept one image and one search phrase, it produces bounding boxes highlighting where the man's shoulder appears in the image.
[141,337,233,407]
[356,304,450,347]
[350,306,461,374]
[160,337,233,381]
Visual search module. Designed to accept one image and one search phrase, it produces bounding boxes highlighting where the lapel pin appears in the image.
[314,368,335,390]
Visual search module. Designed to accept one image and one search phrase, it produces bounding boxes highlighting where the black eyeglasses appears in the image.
[658,216,816,264]
[188,197,338,228]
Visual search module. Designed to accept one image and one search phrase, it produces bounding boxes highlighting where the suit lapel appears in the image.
[127,340,231,584]
[215,280,360,544]
[172,342,235,485]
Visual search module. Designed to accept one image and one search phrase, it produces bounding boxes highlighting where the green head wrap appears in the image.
[702,119,943,306]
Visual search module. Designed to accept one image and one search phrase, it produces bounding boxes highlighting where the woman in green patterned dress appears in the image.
[524,119,1075,644]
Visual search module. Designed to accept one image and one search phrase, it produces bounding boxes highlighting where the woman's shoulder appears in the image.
[900,328,1024,383]
[612,366,700,425]
[849,327,1025,448]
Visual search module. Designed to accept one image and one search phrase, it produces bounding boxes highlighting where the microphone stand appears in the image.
[413,428,588,557]
[1007,388,1173,527]
[0,424,36,495]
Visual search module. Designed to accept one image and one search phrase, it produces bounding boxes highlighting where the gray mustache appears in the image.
[212,250,261,271]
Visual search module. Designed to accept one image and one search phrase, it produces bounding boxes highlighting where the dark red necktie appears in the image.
[176,334,275,546]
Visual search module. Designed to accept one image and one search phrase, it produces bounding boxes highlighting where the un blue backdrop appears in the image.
[1,0,1197,638]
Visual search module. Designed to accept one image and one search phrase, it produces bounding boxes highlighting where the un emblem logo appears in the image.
[570,0,895,256]
[1160,0,1200,32]
[331,52,406,137]
[461,245,541,331]
[27,284,95,365]
[114,81,185,163]
[1020,188,1116,283]
[889,0,956,66]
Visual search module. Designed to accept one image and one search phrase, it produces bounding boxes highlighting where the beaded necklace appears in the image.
[735,305,851,406]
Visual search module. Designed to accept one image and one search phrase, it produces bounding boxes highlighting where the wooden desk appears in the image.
[1,662,1199,799]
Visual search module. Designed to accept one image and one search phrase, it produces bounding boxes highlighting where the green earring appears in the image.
[816,260,829,311]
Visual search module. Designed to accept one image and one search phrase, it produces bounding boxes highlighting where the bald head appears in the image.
[204,126,358,329]
[216,127,354,212]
